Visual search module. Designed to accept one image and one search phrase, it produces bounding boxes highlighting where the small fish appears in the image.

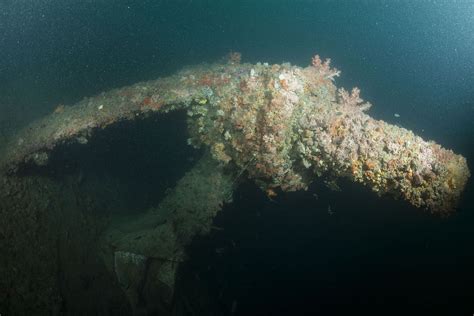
[231,299,238,315]
[215,247,226,254]
[327,204,335,215]
[266,188,277,200]
[394,113,400,118]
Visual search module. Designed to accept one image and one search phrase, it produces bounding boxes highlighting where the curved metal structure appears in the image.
[1,55,469,214]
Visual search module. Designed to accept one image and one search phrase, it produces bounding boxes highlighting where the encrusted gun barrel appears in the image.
[188,56,470,214]
[0,55,469,214]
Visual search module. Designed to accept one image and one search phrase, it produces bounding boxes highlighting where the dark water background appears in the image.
[1,0,473,314]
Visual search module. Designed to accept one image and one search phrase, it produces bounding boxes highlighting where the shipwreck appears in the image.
[0,54,469,314]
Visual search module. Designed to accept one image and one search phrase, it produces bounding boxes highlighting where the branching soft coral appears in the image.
[337,87,372,111]
[311,54,341,80]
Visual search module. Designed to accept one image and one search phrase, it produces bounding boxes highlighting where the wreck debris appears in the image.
[0,55,469,213]
[114,251,148,314]
[100,153,234,310]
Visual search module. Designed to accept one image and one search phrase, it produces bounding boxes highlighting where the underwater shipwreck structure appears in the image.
[0,54,470,313]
